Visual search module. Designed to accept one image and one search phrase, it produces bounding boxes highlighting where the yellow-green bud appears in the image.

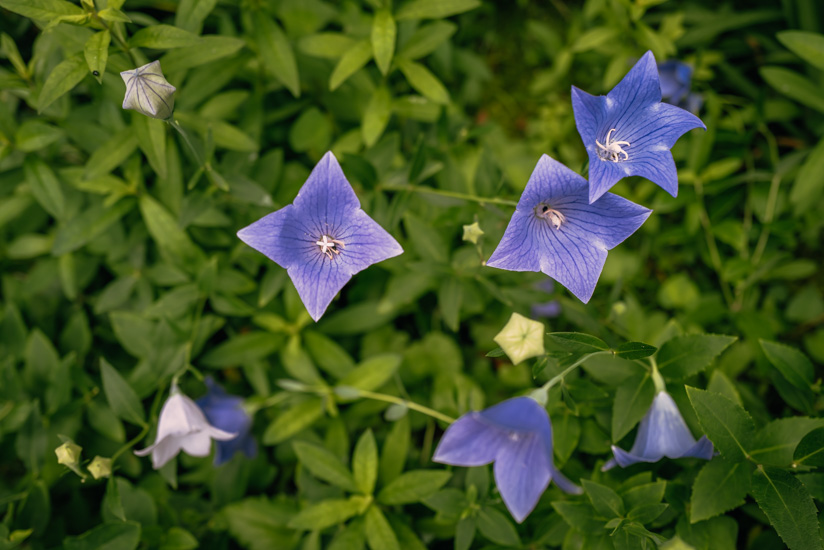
[87,456,113,480]
[493,312,545,365]
[55,441,82,466]
[462,222,484,245]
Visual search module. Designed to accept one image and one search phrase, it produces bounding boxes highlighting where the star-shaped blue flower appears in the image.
[237,152,403,321]
[196,377,257,466]
[433,397,581,523]
[571,50,706,203]
[486,155,651,303]
[603,390,714,471]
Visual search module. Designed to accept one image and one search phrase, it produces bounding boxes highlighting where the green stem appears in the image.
[355,389,456,424]
[650,357,666,393]
[379,183,518,208]
[694,176,735,307]
[169,119,205,166]
[751,173,781,266]
[94,15,138,67]
[110,389,163,463]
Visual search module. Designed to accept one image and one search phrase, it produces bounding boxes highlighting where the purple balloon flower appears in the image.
[237,152,403,321]
[658,60,703,115]
[603,391,714,471]
[432,397,582,523]
[571,50,706,203]
[486,155,651,303]
[196,377,257,466]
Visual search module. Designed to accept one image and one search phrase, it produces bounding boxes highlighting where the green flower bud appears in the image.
[55,441,82,466]
[87,456,113,480]
[493,312,545,365]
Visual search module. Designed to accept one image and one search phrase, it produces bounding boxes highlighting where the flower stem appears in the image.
[694,176,735,307]
[354,389,456,424]
[650,357,666,393]
[110,388,163,463]
[751,173,782,266]
[169,119,205,167]
[379,183,518,208]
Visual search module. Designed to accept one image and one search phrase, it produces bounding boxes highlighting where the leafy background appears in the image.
[1,0,823,548]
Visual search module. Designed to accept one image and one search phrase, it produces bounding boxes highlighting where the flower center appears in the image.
[595,128,631,162]
[535,203,566,230]
[316,234,345,259]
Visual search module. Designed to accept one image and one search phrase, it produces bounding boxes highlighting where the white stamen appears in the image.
[316,234,345,260]
[596,128,631,162]
[535,203,566,230]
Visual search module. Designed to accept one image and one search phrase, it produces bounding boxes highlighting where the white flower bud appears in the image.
[120,60,176,120]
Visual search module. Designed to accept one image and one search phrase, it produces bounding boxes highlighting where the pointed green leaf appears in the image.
[160,36,245,73]
[395,0,480,20]
[0,0,82,22]
[686,386,755,461]
[254,14,300,97]
[548,332,609,353]
[364,506,399,550]
[83,128,138,180]
[134,114,168,179]
[139,194,204,271]
[794,427,824,467]
[84,30,110,83]
[24,156,65,221]
[690,457,751,523]
[362,86,392,147]
[262,398,324,445]
[750,417,824,467]
[128,25,200,49]
[761,66,824,113]
[337,354,401,397]
[398,21,457,60]
[38,54,88,113]
[64,521,140,550]
[52,198,134,255]
[100,358,145,426]
[777,31,824,71]
[353,429,378,495]
[615,342,657,360]
[293,441,358,492]
[371,9,396,75]
[330,39,372,91]
[760,340,814,389]
[751,467,823,550]
[657,334,736,380]
[378,470,451,505]
[397,58,448,104]
[289,498,360,531]
[477,506,520,546]
[612,372,654,442]
[582,479,625,518]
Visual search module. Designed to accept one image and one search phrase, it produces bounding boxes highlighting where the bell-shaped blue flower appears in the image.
[603,390,714,471]
[571,51,706,203]
[486,155,651,303]
[196,377,257,466]
[237,152,403,321]
[432,396,582,523]
[658,60,703,114]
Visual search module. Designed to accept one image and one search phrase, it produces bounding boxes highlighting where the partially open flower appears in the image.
[603,390,714,471]
[120,60,176,120]
[135,386,237,469]
[433,397,581,523]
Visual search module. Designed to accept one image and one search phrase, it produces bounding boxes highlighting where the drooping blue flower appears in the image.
[531,280,562,319]
[196,377,257,466]
[571,50,706,203]
[486,155,651,303]
[658,60,703,114]
[432,396,581,523]
[237,152,403,321]
[603,390,714,471]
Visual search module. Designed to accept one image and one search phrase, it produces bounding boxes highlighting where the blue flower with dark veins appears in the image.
[658,60,703,114]
[603,390,714,471]
[486,155,651,303]
[237,152,403,321]
[433,396,582,523]
[571,50,706,203]
[196,377,257,466]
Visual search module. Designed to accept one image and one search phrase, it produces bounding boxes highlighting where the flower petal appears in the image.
[493,433,551,523]
[179,431,213,457]
[432,414,510,467]
[293,151,361,232]
[678,435,714,460]
[335,209,404,275]
[606,51,661,109]
[287,253,353,321]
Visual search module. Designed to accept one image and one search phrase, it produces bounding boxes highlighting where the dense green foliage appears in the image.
[1,0,823,548]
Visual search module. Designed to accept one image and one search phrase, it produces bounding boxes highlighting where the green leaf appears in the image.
[98,7,130,22]
[224,497,299,550]
[686,387,755,461]
[289,498,360,531]
[615,342,657,360]
[100,358,145,426]
[364,506,400,550]
[477,506,520,546]
[337,354,401,397]
[791,137,824,215]
[611,372,654,442]
[83,128,139,180]
[794,427,824,467]
[362,86,392,148]
[15,119,64,152]
[298,33,356,59]
[582,479,625,518]
[751,467,823,550]
[52,198,134,255]
[38,54,88,113]
[24,156,64,221]
[254,14,300,97]
[551,501,604,531]
[134,114,168,179]
[395,0,480,20]
[160,36,245,73]
[777,30,824,71]
[657,334,736,380]
[288,107,330,154]
[371,9,396,75]
[330,39,372,91]
[199,332,281,368]
[690,457,751,523]
[437,276,462,332]
[175,0,217,33]
[379,414,409,485]
[622,481,666,511]
[377,470,451,505]
[571,27,619,52]
[84,31,110,83]
[293,441,358,492]
[760,340,814,389]
[760,66,824,113]
[0,0,82,22]
[353,429,378,495]
[160,527,198,550]
[403,212,448,263]
[139,194,204,271]
[262,398,324,445]
[64,521,140,550]
[397,58,449,104]
[548,332,609,353]
[398,21,456,60]
[750,418,824,467]
[128,25,201,49]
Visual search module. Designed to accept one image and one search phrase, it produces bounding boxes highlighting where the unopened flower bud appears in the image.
[462,222,484,245]
[87,456,113,479]
[120,60,176,120]
[493,312,545,365]
[55,441,82,466]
